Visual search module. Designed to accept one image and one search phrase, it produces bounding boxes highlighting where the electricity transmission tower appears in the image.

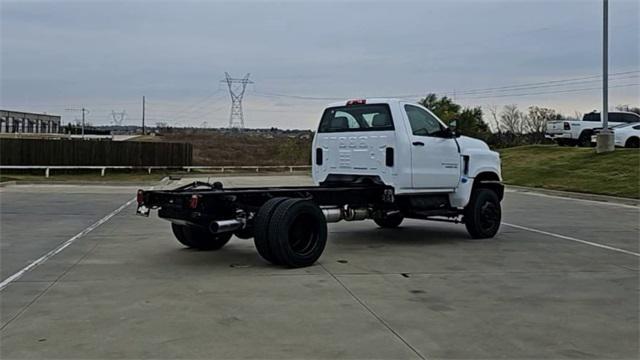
[221,72,253,129]
[111,110,127,126]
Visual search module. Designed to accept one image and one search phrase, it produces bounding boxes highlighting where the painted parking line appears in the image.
[0,197,136,291]
[505,189,639,209]
[503,222,640,257]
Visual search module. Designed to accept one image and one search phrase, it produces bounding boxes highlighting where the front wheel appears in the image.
[625,137,639,148]
[464,188,501,239]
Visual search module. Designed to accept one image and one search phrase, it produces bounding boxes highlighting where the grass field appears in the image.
[500,145,640,198]
[137,132,312,166]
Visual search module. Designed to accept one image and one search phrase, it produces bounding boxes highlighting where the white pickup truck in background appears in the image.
[546,111,640,147]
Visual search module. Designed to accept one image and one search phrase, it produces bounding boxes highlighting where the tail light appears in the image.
[136,189,144,205]
[563,122,571,130]
[189,194,199,209]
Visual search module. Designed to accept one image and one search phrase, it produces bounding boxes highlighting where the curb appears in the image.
[506,185,639,207]
[0,181,17,187]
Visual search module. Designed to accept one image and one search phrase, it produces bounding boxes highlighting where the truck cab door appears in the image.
[402,104,460,189]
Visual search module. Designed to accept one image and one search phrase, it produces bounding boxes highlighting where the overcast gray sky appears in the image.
[1,0,638,129]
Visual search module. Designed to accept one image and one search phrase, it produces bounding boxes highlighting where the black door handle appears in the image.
[412,141,425,146]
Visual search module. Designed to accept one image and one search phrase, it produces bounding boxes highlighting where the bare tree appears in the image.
[572,111,583,121]
[486,104,500,132]
[525,106,560,135]
[615,104,640,115]
[499,104,525,134]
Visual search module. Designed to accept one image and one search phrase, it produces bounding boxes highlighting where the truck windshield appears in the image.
[318,104,394,132]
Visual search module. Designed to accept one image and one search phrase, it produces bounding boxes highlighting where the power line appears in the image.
[145,95,228,127]
[250,90,343,101]
[446,71,639,96]
[145,88,225,116]
[249,70,640,102]
[456,82,639,100]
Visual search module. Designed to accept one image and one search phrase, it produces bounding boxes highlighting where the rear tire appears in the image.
[171,223,193,247]
[578,131,593,147]
[253,197,289,264]
[625,137,639,148]
[181,225,232,250]
[268,198,327,268]
[464,188,501,239]
[373,213,404,228]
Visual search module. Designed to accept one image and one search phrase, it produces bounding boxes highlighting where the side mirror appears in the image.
[448,120,459,138]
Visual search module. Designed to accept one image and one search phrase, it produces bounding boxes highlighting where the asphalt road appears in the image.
[0,176,638,359]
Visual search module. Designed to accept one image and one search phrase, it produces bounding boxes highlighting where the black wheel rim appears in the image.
[479,201,500,232]
[288,212,318,256]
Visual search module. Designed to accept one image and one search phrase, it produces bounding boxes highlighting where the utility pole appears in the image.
[596,0,614,153]
[221,72,253,129]
[65,107,89,139]
[142,96,146,135]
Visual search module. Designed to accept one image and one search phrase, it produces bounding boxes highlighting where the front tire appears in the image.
[625,137,639,148]
[464,188,501,239]
[174,224,232,250]
[267,198,327,268]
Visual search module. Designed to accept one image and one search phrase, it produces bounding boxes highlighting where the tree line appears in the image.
[418,93,639,148]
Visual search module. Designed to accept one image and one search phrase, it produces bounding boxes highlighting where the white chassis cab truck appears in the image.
[137,99,504,268]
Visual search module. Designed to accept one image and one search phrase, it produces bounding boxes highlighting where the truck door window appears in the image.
[318,104,394,132]
[404,105,443,136]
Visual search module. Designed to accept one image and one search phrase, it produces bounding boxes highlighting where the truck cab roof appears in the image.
[325,98,404,108]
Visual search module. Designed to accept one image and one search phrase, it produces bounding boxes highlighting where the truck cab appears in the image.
[312,98,502,208]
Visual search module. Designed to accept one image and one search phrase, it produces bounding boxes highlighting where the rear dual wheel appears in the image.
[254,198,327,268]
[171,223,232,250]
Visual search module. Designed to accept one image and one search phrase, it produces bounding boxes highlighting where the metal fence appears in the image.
[0,138,192,166]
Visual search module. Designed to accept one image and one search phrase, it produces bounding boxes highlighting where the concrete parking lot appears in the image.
[0,175,638,359]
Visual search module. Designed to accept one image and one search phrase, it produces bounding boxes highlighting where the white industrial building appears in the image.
[0,110,62,134]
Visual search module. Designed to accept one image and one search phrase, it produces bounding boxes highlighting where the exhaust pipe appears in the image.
[210,219,243,234]
[322,207,371,223]
[322,208,343,223]
[345,207,369,221]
